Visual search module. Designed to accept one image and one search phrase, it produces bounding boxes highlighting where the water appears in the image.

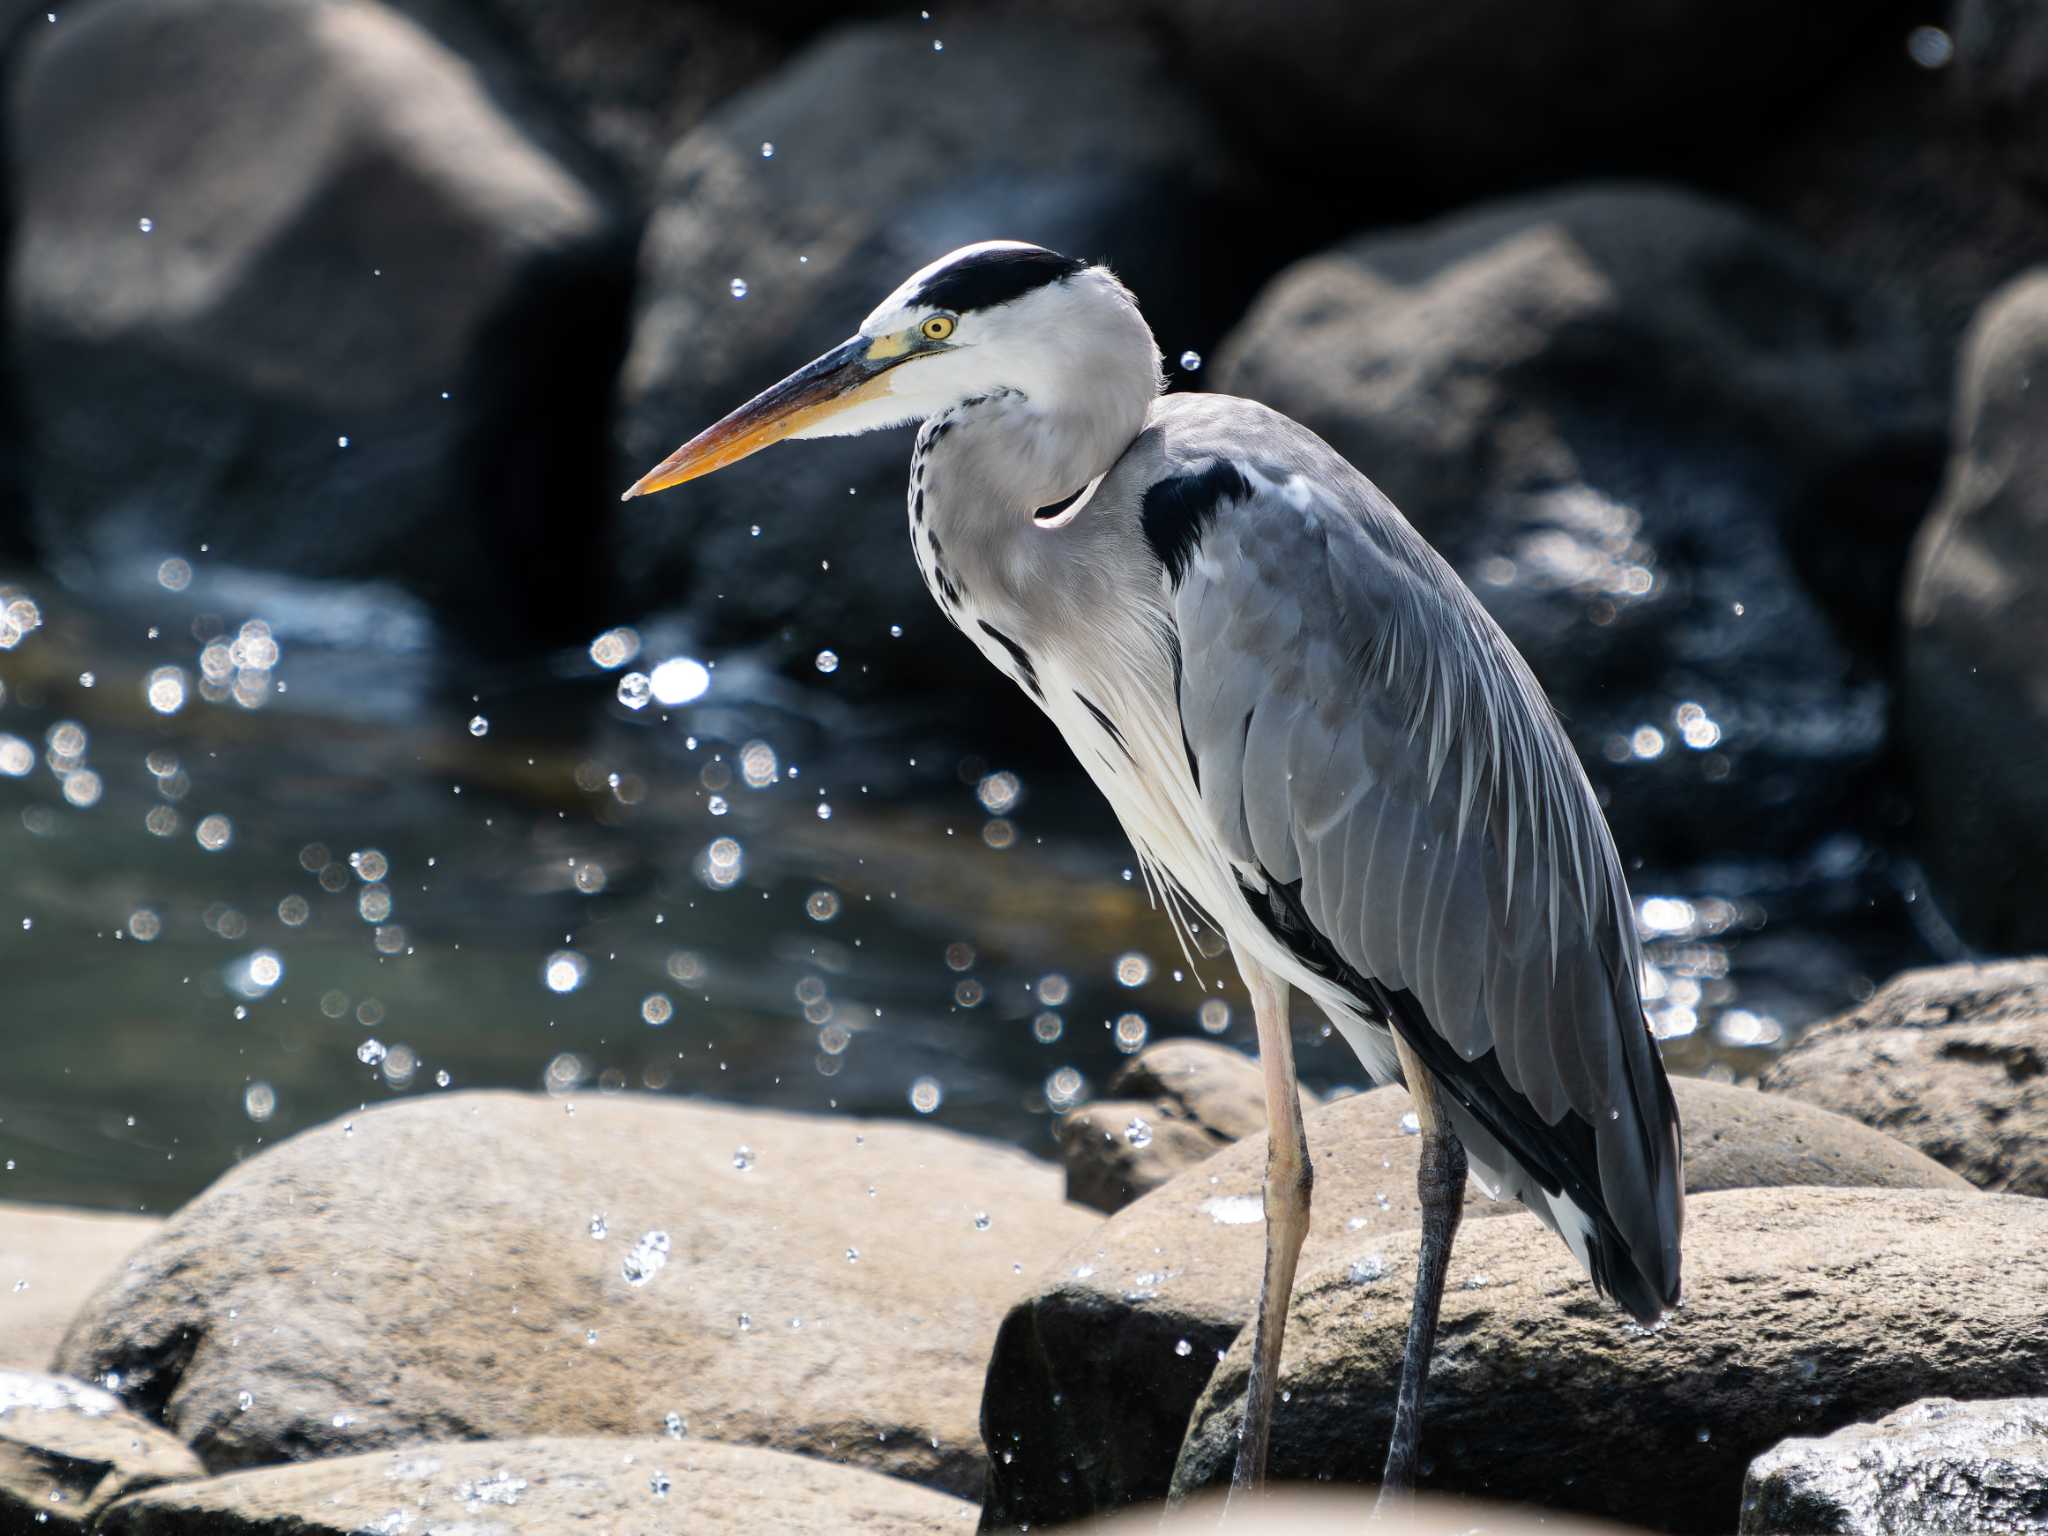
[0,564,1931,1214]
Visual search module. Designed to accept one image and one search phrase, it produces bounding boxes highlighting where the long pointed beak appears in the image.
[621,335,899,500]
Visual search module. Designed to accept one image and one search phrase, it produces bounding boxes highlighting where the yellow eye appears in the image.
[922,314,955,342]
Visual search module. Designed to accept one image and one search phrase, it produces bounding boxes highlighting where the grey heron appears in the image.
[624,242,1685,1508]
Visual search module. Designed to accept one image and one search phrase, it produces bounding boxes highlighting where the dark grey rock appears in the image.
[980,1080,1968,1531]
[4,0,634,651]
[1214,184,1942,868]
[1901,278,2048,952]
[1157,1189,2048,1536]
[612,14,1281,730]
[1741,1397,2048,1535]
[0,1370,204,1534]
[1762,958,2048,1196]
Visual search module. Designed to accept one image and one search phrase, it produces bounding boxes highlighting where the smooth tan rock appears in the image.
[0,1204,160,1371]
[981,1079,1968,1528]
[1762,959,2048,1196]
[1059,1042,1326,1214]
[54,1093,1096,1497]
[94,1436,974,1535]
[1167,1189,2048,1535]
[0,1370,204,1533]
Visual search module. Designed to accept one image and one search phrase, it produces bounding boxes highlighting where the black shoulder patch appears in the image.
[912,247,1086,315]
[1141,461,1250,588]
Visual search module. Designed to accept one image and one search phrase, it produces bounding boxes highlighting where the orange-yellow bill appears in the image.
[622,335,898,500]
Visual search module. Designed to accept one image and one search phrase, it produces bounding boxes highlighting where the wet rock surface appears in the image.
[1215,183,1941,870]
[0,1370,204,1534]
[1762,958,2048,1197]
[1901,277,2048,952]
[1158,1189,2048,1536]
[981,1080,1964,1529]
[4,0,631,649]
[53,1092,1096,1498]
[613,13,1278,725]
[1058,1041,1322,1215]
[1079,1487,1649,1534]
[0,1204,159,1372]
[94,1435,975,1535]
[1741,1396,2048,1535]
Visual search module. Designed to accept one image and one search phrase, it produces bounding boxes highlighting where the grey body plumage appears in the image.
[625,239,1685,1508]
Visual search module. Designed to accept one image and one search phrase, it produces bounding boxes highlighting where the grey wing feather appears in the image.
[1161,398,1683,1317]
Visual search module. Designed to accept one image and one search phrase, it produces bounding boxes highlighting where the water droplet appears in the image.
[814,649,839,674]
[845,1247,860,1263]
[707,794,729,816]
[737,1313,752,1331]
[617,672,653,710]
[622,1229,671,1286]
[1398,1111,1421,1136]
[760,141,775,158]
[732,1145,754,1171]
[1179,350,1202,372]
[138,216,153,233]
[542,950,588,994]
[468,715,488,737]
[1114,952,1151,987]
[356,1039,387,1066]
[1113,1014,1148,1054]
[650,1471,672,1499]
[806,889,840,921]
[664,1412,686,1438]
[1032,1011,1063,1043]
[815,802,832,821]
[973,1211,992,1231]
[932,38,943,50]
[642,993,673,1027]
[1198,998,1231,1035]
[729,277,749,300]
[1906,24,1952,68]
[1175,1339,1192,1357]
[908,1076,942,1114]
[435,1070,451,1088]
[589,1212,608,1240]
[1124,1116,1153,1148]
[237,1391,253,1411]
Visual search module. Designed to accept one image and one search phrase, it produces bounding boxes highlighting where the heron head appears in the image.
[622,240,1160,500]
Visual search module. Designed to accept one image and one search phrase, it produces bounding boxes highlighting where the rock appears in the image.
[1900,278,2048,951]
[93,1436,974,1535]
[54,1092,1097,1498]
[1761,959,2048,1196]
[613,14,1277,730]
[1159,1189,2048,1535]
[1058,1042,1324,1215]
[1079,1487,1650,1534]
[1133,1,1883,203]
[1214,184,1942,869]
[4,0,632,651]
[1740,1397,2048,1535]
[979,1078,1964,1528]
[0,1204,160,1371]
[0,1370,205,1533]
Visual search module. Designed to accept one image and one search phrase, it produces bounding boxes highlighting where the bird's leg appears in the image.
[1375,1029,1467,1512]
[1227,962,1311,1499]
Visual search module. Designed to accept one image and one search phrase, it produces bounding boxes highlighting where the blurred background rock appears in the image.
[0,0,2043,1212]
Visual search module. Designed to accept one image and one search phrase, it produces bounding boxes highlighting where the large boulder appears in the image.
[3,0,632,650]
[1214,184,1942,869]
[0,1203,160,1371]
[1163,1189,2048,1535]
[1900,277,2048,952]
[1129,1,1882,203]
[612,14,1276,732]
[94,1436,974,1535]
[1761,958,2048,1196]
[1058,1041,1323,1215]
[979,1079,1965,1529]
[1740,1396,2048,1535]
[0,1370,204,1534]
[54,1093,1097,1498]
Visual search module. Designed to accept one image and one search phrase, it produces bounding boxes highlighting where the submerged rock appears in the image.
[94,1435,974,1534]
[1762,958,2048,1196]
[981,1080,1965,1529]
[1164,1189,2048,1535]
[53,1093,1096,1497]
[0,1203,160,1371]
[1901,277,2048,951]
[1740,1396,2048,1535]
[1058,1041,1323,1215]
[0,1369,204,1533]
[1215,184,1941,870]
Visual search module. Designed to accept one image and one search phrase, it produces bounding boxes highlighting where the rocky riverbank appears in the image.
[2,958,2042,1534]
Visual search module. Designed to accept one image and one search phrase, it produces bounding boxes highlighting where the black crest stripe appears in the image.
[912,247,1086,314]
[1141,460,1251,588]
[978,620,1043,701]
[1075,692,1133,763]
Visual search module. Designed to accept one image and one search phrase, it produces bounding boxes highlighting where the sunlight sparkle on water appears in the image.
[649,657,710,706]
[542,950,589,993]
